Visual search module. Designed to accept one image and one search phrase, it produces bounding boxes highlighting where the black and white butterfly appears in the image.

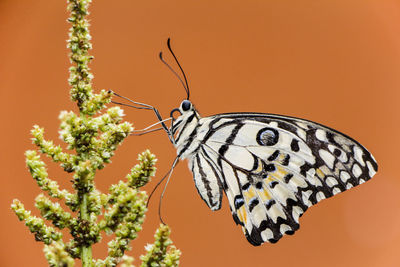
[113,39,378,246]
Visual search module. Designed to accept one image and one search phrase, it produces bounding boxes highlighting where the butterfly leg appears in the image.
[110,90,173,139]
[130,118,172,136]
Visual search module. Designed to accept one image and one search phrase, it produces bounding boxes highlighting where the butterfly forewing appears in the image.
[173,111,378,245]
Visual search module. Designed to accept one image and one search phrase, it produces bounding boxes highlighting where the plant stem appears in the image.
[80,193,92,266]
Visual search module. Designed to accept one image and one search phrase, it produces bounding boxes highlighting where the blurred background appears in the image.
[1,0,399,266]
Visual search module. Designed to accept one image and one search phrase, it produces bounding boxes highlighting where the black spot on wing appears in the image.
[284,173,293,183]
[256,127,279,146]
[265,164,276,172]
[266,199,276,210]
[290,139,300,152]
[255,182,263,190]
[333,148,341,157]
[242,183,251,191]
[269,181,279,188]
[326,131,339,146]
[234,195,245,209]
[281,154,290,166]
[299,162,313,178]
[268,150,280,161]
[248,198,259,212]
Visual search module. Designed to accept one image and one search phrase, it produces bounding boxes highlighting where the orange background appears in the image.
[1,1,400,266]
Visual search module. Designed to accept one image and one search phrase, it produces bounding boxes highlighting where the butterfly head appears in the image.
[170,99,195,118]
[169,99,200,146]
[171,100,197,120]
[180,99,192,112]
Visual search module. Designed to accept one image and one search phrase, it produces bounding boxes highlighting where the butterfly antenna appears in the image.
[159,52,189,100]
[166,38,190,100]
[158,157,180,225]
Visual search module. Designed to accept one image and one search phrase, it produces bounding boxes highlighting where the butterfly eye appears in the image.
[170,108,181,120]
[181,100,192,111]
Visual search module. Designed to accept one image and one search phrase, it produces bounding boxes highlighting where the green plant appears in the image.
[11,0,181,266]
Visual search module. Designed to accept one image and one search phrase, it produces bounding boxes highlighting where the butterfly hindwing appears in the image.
[190,113,378,245]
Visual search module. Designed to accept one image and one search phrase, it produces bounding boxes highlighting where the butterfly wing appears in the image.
[192,113,378,245]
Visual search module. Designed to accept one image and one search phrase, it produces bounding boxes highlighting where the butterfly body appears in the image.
[170,100,378,245]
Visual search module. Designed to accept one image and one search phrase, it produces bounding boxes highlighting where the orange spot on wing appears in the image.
[237,206,248,225]
[316,168,325,178]
[276,166,288,178]
[243,187,256,200]
[263,189,272,201]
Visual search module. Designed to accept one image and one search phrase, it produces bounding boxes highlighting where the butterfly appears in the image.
[113,39,378,246]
